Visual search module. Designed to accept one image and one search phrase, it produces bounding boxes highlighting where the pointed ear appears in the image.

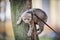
[17,17,22,25]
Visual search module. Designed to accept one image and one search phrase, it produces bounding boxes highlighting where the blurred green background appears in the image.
[11,0,31,40]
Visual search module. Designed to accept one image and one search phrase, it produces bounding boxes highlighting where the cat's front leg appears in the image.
[27,24,33,37]
[17,17,22,24]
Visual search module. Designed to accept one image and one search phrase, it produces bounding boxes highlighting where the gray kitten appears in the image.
[17,8,47,36]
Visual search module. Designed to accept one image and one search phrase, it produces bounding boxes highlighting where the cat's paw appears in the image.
[27,32,31,37]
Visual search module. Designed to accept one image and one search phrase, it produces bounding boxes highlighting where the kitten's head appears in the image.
[22,13,32,24]
[17,10,32,24]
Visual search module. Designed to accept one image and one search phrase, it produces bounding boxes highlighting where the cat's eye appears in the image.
[28,19,29,20]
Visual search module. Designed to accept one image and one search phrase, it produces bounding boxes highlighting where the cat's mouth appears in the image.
[24,20,30,23]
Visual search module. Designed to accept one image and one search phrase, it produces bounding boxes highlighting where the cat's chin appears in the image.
[24,21,30,23]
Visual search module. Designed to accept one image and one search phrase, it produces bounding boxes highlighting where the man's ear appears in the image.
[17,17,23,25]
